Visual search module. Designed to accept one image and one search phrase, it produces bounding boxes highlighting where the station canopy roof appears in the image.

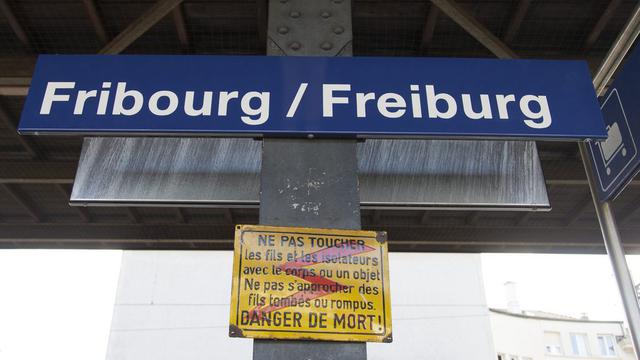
[0,0,639,253]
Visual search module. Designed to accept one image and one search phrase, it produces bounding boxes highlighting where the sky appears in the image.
[481,253,640,321]
[0,250,639,360]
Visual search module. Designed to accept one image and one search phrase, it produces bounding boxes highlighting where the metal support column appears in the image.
[580,4,640,357]
[255,1,366,359]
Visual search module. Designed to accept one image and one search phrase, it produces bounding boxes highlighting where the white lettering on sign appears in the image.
[41,82,74,114]
[38,81,552,129]
[322,84,351,117]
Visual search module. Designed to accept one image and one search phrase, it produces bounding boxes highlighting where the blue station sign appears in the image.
[588,44,640,201]
[19,55,605,140]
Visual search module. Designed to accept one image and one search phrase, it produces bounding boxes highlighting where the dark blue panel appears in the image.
[588,45,640,201]
[19,55,605,140]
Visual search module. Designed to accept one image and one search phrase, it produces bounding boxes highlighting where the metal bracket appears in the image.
[267,0,352,56]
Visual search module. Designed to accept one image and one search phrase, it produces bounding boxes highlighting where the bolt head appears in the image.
[321,11,331,18]
[277,26,289,34]
[320,41,333,50]
[333,26,344,34]
[289,41,301,50]
[290,10,301,18]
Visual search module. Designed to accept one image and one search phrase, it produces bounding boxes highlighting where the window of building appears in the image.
[497,354,505,360]
[544,331,563,355]
[598,334,617,357]
[570,333,590,356]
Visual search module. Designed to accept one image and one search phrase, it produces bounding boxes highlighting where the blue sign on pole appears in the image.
[19,55,605,140]
[588,45,640,201]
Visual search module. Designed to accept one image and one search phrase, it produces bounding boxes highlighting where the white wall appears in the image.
[106,251,495,360]
[368,253,495,360]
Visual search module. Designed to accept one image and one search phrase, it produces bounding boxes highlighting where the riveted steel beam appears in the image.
[256,1,365,359]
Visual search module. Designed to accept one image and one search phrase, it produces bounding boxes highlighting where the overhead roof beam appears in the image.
[0,224,629,251]
[617,194,640,224]
[0,0,31,50]
[371,210,382,224]
[1,184,42,222]
[56,184,91,223]
[257,0,267,50]
[0,100,40,158]
[564,193,594,226]
[502,0,531,44]
[420,211,430,225]
[0,56,33,96]
[465,211,481,225]
[172,4,189,51]
[223,209,234,224]
[175,208,188,223]
[82,0,110,45]
[429,0,519,59]
[583,0,622,52]
[0,76,29,96]
[420,5,439,52]
[0,161,76,184]
[99,0,185,55]
[0,0,184,95]
[514,212,531,226]
[125,208,141,224]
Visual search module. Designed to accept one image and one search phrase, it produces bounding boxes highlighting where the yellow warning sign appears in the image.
[229,225,392,343]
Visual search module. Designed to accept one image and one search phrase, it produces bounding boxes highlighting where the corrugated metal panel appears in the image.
[71,137,549,210]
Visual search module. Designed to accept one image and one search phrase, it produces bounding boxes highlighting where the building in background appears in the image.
[490,282,635,360]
